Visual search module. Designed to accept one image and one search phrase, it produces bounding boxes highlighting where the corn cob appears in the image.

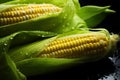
[0,4,62,26]
[39,32,117,58]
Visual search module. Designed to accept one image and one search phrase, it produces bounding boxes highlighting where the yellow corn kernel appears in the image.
[39,33,110,58]
[0,4,62,26]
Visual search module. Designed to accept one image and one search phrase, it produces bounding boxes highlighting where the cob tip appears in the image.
[110,33,120,49]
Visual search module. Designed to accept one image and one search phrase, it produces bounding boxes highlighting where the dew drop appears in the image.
[4,43,7,46]
[42,35,45,37]
[25,53,28,56]
[64,14,67,19]
[20,51,23,54]
[64,16,66,19]
[72,27,75,30]
[10,37,13,40]
[62,25,65,28]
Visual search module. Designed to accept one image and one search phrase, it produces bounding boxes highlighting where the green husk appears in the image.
[16,58,79,76]
[0,53,26,80]
[78,5,115,28]
[0,31,57,53]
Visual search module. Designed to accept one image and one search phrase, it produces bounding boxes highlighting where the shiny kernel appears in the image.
[19,16,23,21]
[68,48,73,54]
[55,40,61,44]
[50,52,56,57]
[82,45,85,51]
[45,47,51,52]
[90,37,96,43]
[54,44,61,50]
[71,47,77,52]
[84,44,90,50]
[99,40,107,47]
[58,43,64,49]
[82,44,87,50]
[60,49,65,54]
[0,18,4,24]
[92,43,98,49]
[73,40,79,46]
[4,18,7,24]
[68,41,75,47]
[51,45,56,51]
[41,54,47,57]
[77,46,82,52]
[66,42,72,48]
[75,39,81,45]
[45,54,49,57]
[26,15,30,20]
[89,43,94,49]
[63,49,68,54]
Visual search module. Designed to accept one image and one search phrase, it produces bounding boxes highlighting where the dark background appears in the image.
[79,0,120,33]
[28,0,120,80]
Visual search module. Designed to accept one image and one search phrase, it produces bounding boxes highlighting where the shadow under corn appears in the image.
[27,57,116,80]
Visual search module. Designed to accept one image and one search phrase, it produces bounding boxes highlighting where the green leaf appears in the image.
[16,58,79,76]
[78,5,115,28]
[0,31,57,50]
[0,53,26,80]
[0,31,57,62]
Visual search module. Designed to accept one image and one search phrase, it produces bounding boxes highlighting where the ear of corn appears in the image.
[0,28,119,76]
[5,28,118,76]
[0,0,87,37]
[38,29,113,59]
[0,4,62,26]
[38,32,110,58]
